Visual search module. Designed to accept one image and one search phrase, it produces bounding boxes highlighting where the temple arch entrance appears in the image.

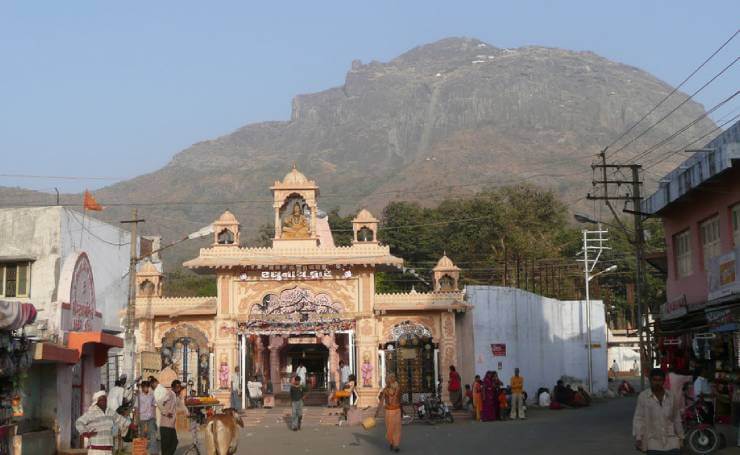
[160,324,211,395]
[382,321,438,403]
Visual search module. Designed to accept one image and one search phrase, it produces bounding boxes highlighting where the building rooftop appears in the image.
[642,120,740,215]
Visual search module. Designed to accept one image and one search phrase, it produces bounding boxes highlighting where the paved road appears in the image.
[176,398,740,454]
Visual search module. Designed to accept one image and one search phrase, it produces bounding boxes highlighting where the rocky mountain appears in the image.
[0,37,716,269]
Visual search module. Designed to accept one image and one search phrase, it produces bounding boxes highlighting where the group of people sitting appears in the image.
[536,379,592,409]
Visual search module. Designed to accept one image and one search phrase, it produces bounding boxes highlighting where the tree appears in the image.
[326,208,354,246]
[377,185,581,292]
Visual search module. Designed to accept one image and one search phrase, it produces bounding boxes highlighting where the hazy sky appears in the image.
[1,1,738,192]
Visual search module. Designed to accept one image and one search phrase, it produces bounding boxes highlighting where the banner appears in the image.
[708,248,740,304]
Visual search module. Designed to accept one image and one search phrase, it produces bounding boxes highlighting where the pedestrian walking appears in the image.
[472,375,482,421]
[448,365,462,410]
[633,368,684,454]
[610,360,620,380]
[379,373,402,452]
[75,390,132,455]
[136,381,160,454]
[159,380,183,455]
[231,366,242,410]
[510,368,525,419]
[290,375,305,431]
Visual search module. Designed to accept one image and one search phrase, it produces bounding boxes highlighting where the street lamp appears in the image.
[574,212,647,391]
[589,265,618,282]
[577,221,615,394]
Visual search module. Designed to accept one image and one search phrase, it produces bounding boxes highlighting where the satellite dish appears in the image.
[317,209,327,219]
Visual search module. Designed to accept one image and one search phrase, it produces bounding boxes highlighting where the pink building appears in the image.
[643,121,740,382]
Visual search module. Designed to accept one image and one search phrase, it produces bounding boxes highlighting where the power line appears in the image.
[604,29,739,155]
[608,55,739,158]
[629,91,740,164]
[643,112,740,170]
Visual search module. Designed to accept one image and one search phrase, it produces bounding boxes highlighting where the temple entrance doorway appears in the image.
[381,321,439,403]
[286,342,329,390]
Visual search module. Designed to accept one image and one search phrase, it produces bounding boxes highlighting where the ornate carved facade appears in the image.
[135,167,469,406]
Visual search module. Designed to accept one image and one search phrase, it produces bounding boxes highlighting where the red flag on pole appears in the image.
[83,190,104,211]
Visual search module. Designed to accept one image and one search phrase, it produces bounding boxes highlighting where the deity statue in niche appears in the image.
[361,353,373,387]
[218,354,230,389]
[282,201,310,239]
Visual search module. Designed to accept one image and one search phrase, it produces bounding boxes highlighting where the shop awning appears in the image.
[32,342,79,364]
[67,331,124,367]
[0,300,37,330]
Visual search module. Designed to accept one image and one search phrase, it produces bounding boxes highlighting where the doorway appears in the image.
[287,344,329,390]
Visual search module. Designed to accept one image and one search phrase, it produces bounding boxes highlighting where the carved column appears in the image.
[254,336,265,377]
[321,333,339,389]
[274,204,282,238]
[268,335,285,392]
[355,318,380,407]
[439,312,458,404]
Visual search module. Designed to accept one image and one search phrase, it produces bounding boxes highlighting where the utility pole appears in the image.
[121,209,145,388]
[577,225,611,393]
[588,150,648,390]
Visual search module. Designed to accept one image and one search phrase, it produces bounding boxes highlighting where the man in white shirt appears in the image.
[296,362,307,387]
[339,360,351,389]
[610,360,620,379]
[107,378,126,414]
[231,366,242,410]
[159,380,183,455]
[633,368,684,453]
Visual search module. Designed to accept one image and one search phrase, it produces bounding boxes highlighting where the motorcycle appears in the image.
[683,397,720,454]
[414,394,454,424]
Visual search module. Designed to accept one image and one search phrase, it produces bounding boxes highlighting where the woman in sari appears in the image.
[481,371,496,421]
[472,375,483,421]
[491,372,502,420]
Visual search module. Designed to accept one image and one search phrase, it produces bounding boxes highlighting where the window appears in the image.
[733,204,740,247]
[217,229,234,245]
[674,230,692,278]
[700,216,721,269]
[357,227,374,242]
[0,262,30,297]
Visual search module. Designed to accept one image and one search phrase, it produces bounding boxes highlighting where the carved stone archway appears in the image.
[160,324,211,394]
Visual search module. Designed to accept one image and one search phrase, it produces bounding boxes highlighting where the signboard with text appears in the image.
[708,248,740,304]
[491,344,506,357]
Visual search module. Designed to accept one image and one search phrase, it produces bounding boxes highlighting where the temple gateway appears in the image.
[135,167,470,407]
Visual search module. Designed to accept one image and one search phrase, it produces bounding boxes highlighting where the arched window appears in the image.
[217,229,235,244]
[357,226,374,242]
[139,279,156,297]
[438,274,455,291]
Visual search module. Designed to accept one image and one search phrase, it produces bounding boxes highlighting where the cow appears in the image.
[204,408,244,455]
